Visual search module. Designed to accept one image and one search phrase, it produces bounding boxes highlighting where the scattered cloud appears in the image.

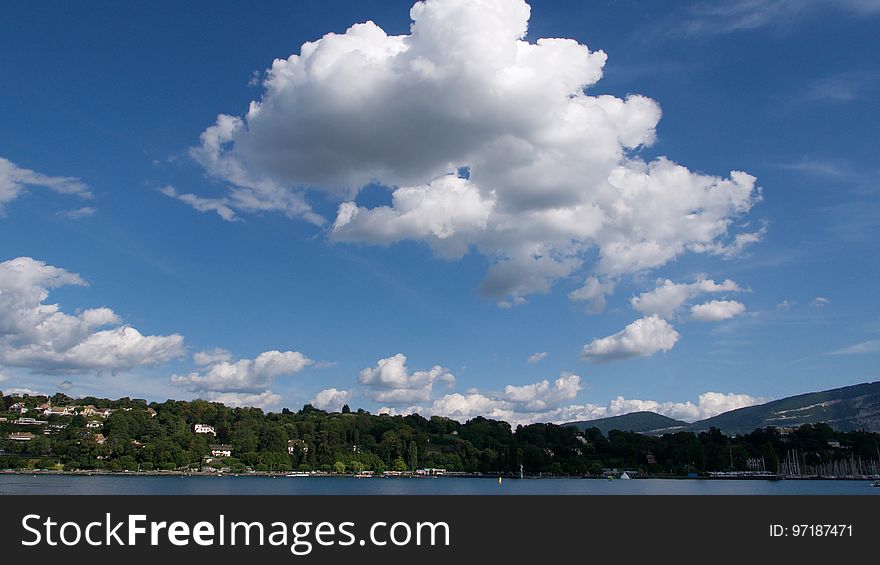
[503,373,581,412]
[811,296,830,307]
[526,351,548,364]
[583,391,766,422]
[690,300,746,321]
[171,350,312,398]
[3,387,43,396]
[201,390,282,409]
[669,0,880,37]
[631,277,742,319]
[568,277,614,314]
[581,315,680,363]
[0,257,185,373]
[57,206,97,220]
[830,338,880,355]
[57,379,74,391]
[780,157,865,180]
[311,388,352,411]
[193,348,233,366]
[799,70,880,105]
[581,314,679,363]
[358,353,454,405]
[0,157,92,216]
[429,372,582,425]
[426,373,763,425]
[182,0,760,305]
[160,185,238,222]
[776,300,795,311]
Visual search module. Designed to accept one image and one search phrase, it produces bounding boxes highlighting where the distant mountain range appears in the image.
[564,411,689,435]
[565,381,880,436]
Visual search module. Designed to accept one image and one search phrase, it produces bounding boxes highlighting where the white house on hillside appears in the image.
[193,424,216,436]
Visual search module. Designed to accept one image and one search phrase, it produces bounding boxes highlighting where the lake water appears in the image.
[1,475,879,495]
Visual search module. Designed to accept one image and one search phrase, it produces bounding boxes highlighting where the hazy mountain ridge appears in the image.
[564,411,690,435]
[564,381,880,435]
[688,381,880,435]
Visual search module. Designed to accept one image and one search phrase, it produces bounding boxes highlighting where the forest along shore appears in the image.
[2,393,880,479]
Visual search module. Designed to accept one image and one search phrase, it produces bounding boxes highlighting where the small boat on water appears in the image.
[619,471,631,480]
[871,481,880,487]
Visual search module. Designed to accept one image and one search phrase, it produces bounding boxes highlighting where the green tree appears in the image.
[407,440,418,470]
[392,457,408,472]
[259,423,288,453]
[334,460,346,474]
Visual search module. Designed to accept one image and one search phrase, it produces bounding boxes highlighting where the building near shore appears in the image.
[210,444,232,457]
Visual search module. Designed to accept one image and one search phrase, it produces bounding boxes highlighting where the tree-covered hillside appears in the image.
[2,391,879,476]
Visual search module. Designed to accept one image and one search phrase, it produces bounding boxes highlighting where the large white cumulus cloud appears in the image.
[188,0,761,303]
[581,315,679,363]
[0,257,184,373]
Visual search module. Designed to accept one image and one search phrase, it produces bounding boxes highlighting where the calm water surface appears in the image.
[1,475,879,495]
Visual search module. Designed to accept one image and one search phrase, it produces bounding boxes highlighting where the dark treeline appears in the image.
[2,392,879,475]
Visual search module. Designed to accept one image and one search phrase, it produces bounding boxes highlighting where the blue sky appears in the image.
[1,0,878,425]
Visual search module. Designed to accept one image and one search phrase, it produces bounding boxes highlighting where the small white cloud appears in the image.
[581,315,680,363]
[830,339,880,355]
[812,296,830,307]
[311,388,352,412]
[378,405,425,417]
[429,392,511,423]
[631,277,741,319]
[776,299,795,311]
[526,351,548,364]
[57,207,97,220]
[502,373,581,412]
[203,391,282,409]
[358,353,454,406]
[673,0,880,37]
[172,350,312,394]
[799,70,880,105]
[0,156,92,216]
[160,185,238,222]
[690,300,746,322]
[568,277,614,314]
[193,348,233,366]
[497,296,528,309]
[4,387,43,396]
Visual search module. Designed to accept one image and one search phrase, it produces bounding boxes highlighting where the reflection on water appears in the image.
[1,475,879,495]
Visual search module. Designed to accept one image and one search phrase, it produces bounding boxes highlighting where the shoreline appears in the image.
[2,470,878,481]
